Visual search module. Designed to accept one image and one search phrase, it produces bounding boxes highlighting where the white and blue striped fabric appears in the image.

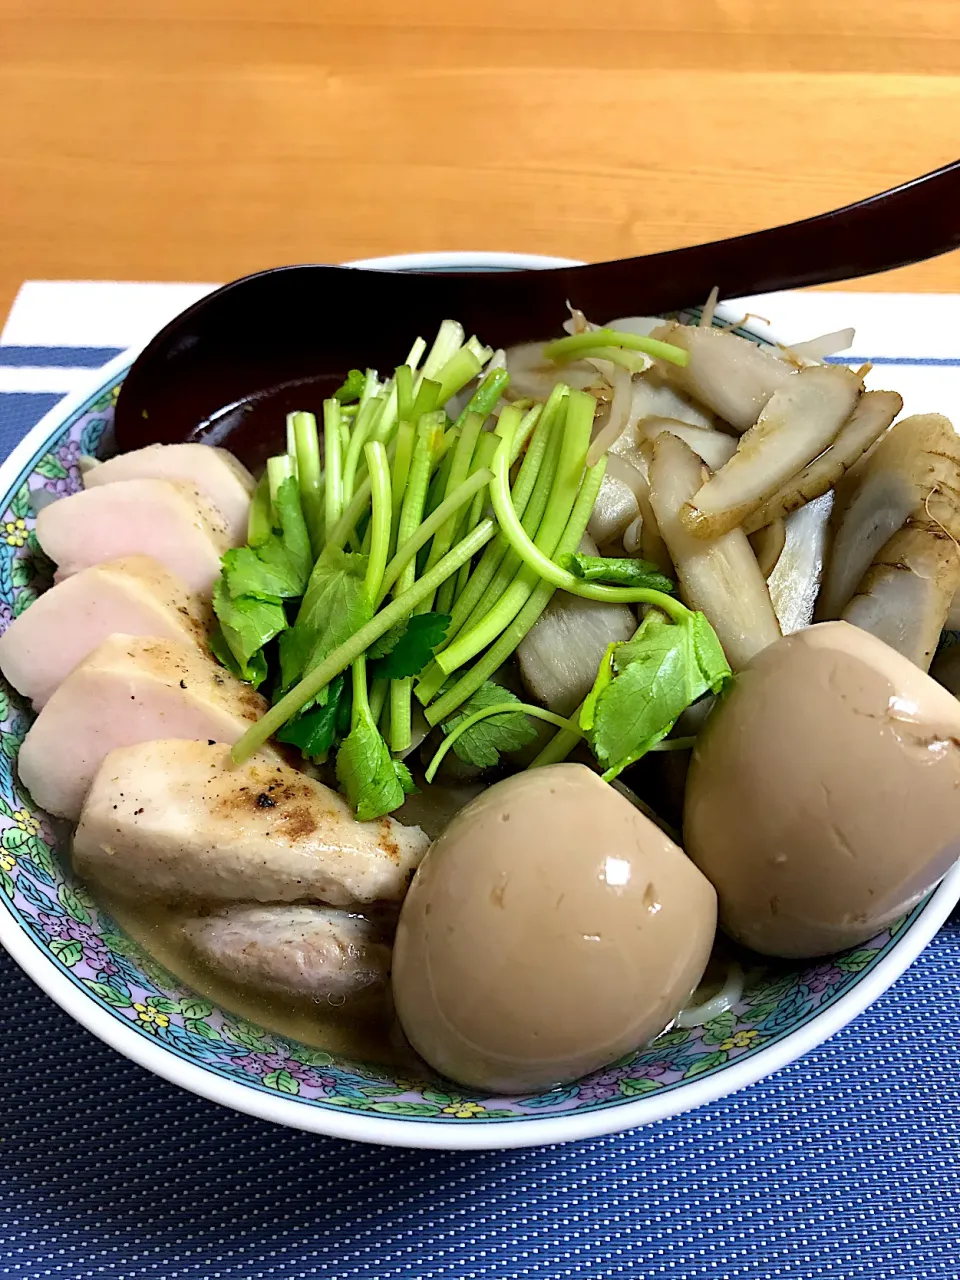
[1,280,959,1280]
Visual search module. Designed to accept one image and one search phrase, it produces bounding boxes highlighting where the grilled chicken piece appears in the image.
[19,636,270,820]
[181,905,391,1007]
[648,323,796,432]
[35,479,233,596]
[0,557,208,708]
[84,444,255,544]
[74,740,429,906]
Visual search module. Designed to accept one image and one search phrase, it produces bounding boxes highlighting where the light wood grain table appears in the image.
[3,0,960,324]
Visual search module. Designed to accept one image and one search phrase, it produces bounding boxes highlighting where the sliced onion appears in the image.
[676,962,745,1028]
[587,367,633,465]
[562,303,594,336]
[623,514,644,555]
[787,327,856,363]
[699,286,719,329]
[504,343,598,400]
[604,451,649,503]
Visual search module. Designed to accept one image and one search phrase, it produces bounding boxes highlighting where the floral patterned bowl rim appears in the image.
[1,250,959,1152]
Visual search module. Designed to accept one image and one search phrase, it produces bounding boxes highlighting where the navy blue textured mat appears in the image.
[2,363,960,1279]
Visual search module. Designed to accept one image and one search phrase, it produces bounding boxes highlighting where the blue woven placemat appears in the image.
[2,358,960,1280]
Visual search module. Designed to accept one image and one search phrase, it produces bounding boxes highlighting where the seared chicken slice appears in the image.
[181,905,391,1006]
[36,479,233,596]
[0,557,208,708]
[74,740,429,906]
[84,443,255,544]
[19,636,271,820]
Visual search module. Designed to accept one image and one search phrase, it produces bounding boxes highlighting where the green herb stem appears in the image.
[415,405,551,704]
[423,462,606,725]
[439,392,565,656]
[389,677,414,754]
[230,519,497,762]
[342,393,385,505]
[376,468,492,605]
[451,367,510,430]
[424,702,575,783]
[247,472,272,546]
[369,675,388,726]
[419,412,484,589]
[323,398,343,540]
[436,388,594,675]
[267,454,294,507]
[362,442,392,602]
[395,364,414,424]
[435,347,483,406]
[544,327,689,368]
[410,377,442,422]
[290,411,324,555]
[394,418,442,597]
[351,652,370,730]
[421,319,465,379]
[488,424,690,621]
[388,422,415,557]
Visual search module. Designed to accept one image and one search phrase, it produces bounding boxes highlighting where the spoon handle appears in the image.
[440,158,960,323]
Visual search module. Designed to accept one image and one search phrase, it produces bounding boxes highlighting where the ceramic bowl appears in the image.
[1,251,958,1150]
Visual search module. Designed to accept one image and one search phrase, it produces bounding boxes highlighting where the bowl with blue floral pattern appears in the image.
[1,252,959,1151]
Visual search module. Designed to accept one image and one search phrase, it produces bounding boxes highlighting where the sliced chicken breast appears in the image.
[0,557,209,708]
[19,636,270,821]
[181,905,391,1006]
[74,740,429,906]
[35,479,233,596]
[84,444,255,544]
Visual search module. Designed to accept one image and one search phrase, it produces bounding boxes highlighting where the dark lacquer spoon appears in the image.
[115,158,960,471]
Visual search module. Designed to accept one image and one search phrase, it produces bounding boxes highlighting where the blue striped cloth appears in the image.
[2,324,959,1280]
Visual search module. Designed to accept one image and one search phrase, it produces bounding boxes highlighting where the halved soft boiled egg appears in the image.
[392,764,717,1094]
[684,620,960,959]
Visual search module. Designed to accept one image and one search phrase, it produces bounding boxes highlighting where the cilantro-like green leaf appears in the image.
[209,623,269,688]
[280,549,373,691]
[440,681,538,769]
[270,475,312,589]
[211,579,285,687]
[369,612,450,680]
[276,673,347,761]
[335,715,411,820]
[580,610,732,781]
[561,552,675,594]
[334,369,366,404]
[222,545,303,600]
[221,475,312,602]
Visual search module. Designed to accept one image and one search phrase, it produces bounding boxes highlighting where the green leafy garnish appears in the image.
[279,549,373,691]
[209,621,270,689]
[211,580,285,688]
[562,553,675,594]
[335,660,417,820]
[369,612,451,680]
[440,680,538,768]
[334,369,366,404]
[276,673,347,761]
[580,610,731,781]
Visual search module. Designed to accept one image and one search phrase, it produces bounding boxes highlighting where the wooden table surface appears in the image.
[3,0,960,324]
